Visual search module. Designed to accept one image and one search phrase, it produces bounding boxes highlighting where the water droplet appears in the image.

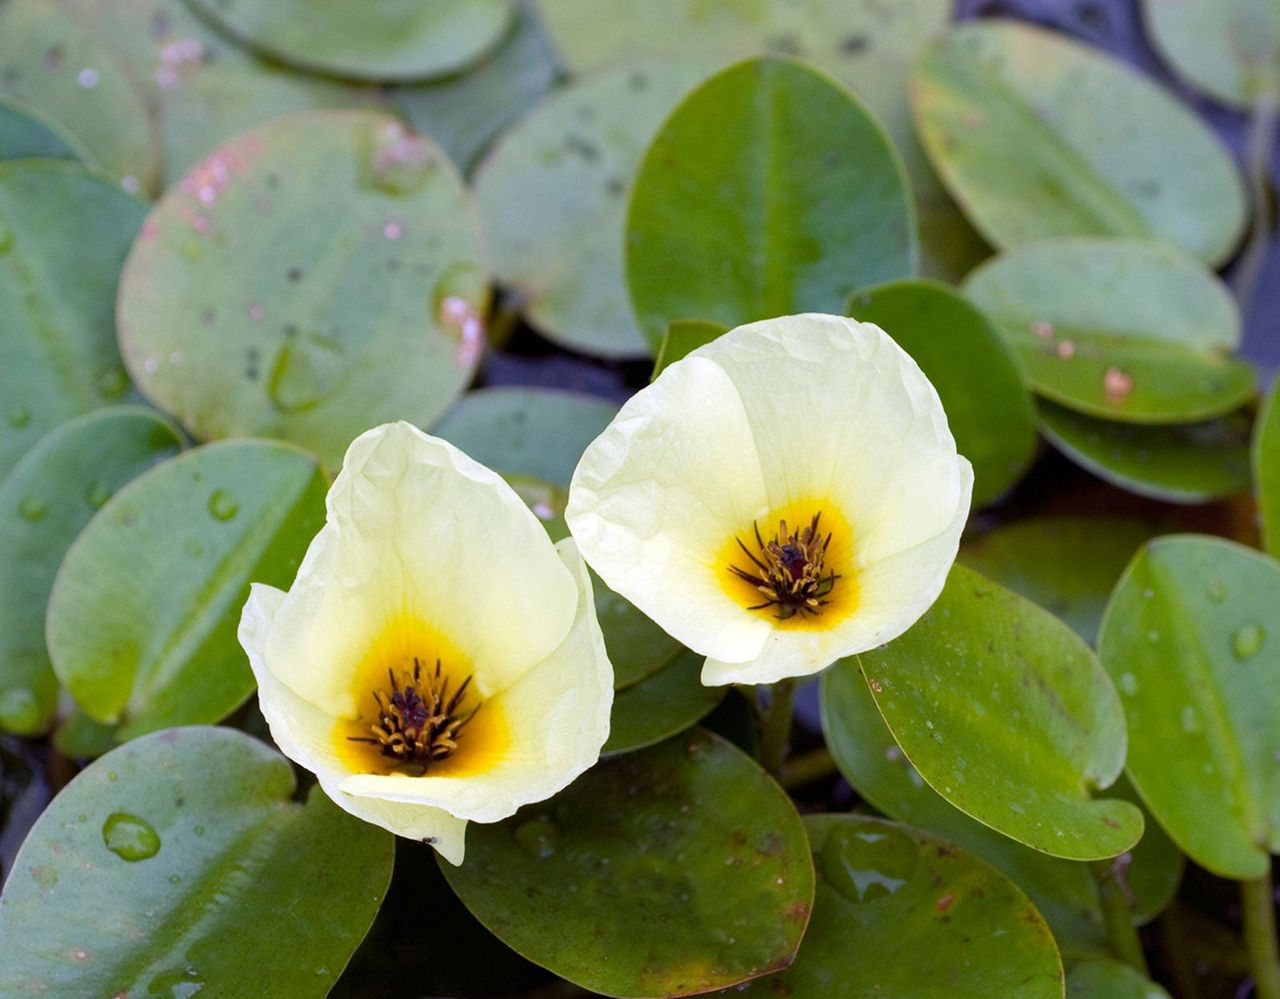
[1181,705,1201,734]
[182,537,204,558]
[361,120,437,196]
[208,490,238,521]
[107,772,118,781]
[95,367,129,399]
[1232,624,1264,660]
[169,874,182,884]
[18,496,46,521]
[102,813,161,861]
[1117,673,1139,696]
[146,966,204,997]
[1207,579,1227,604]
[85,480,113,509]
[7,404,30,428]
[267,333,346,414]
[819,824,916,903]
[514,815,558,859]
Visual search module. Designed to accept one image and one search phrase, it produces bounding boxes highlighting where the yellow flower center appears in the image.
[335,615,508,778]
[720,500,859,630]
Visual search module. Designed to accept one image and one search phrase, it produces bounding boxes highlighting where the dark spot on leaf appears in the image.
[841,34,869,55]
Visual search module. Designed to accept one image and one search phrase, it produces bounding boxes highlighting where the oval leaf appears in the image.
[0,408,181,735]
[118,110,488,470]
[1067,958,1174,998]
[0,726,393,996]
[47,440,327,740]
[604,651,726,755]
[1142,0,1280,107]
[912,20,1247,265]
[442,729,815,997]
[858,564,1143,861]
[1098,534,1280,878]
[626,56,913,348]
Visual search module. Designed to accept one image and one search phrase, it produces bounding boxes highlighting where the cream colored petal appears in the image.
[566,356,773,663]
[265,422,578,714]
[338,538,613,823]
[317,775,469,864]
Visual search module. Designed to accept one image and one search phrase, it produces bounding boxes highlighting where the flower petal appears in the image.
[317,775,469,864]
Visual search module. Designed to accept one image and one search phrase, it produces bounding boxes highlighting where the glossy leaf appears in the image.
[626,56,913,347]
[961,516,1162,643]
[964,239,1251,424]
[0,160,145,480]
[0,408,181,736]
[604,651,725,755]
[858,564,1143,861]
[184,0,514,82]
[1067,958,1173,998]
[913,21,1247,265]
[1142,0,1280,107]
[118,111,488,470]
[1039,401,1253,504]
[652,319,729,379]
[0,94,84,161]
[478,63,712,358]
[46,440,327,741]
[442,729,814,997]
[1253,385,1280,559]
[738,815,1064,998]
[1098,535,1280,878]
[0,727,393,996]
[822,659,1184,954]
[847,278,1036,507]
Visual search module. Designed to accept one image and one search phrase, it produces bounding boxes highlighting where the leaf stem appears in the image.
[780,745,838,789]
[1089,855,1149,976]
[1242,861,1280,999]
[1232,88,1278,313]
[758,678,797,778]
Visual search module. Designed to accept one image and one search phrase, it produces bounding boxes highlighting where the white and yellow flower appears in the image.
[238,422,613,864]
[565,313,973,687]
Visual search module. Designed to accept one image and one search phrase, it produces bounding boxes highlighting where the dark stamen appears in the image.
[728,512,840,621]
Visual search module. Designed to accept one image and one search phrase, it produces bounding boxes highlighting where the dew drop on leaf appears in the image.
[101,813,161,862]
[1231,624,1264,660]
[208,489,239,521]
[819,824,916,903]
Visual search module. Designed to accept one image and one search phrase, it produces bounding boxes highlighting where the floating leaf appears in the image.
[184,0,514,82]
[737,815,1064,998]
[965,238,1251,424]
[1067,958,1174,998]
[478,62,712,358]
[118,111,488,470]
[0,408,181,736]
[0,727,393,996]
[1253,385,1280,559]
[856,564,1142,861]
[913,21,1247,265]
[1098,534,1280,878]
[961,516,1162,643]
[442,729,814,997]
[46,440,327,741]
[626,57,913,348]
[1039,401,1253,504]
[847,278,1035,506]
[1141,0,1280,107]
[604,651,725,754]
[0,160,146,480]
[0,94,85,161]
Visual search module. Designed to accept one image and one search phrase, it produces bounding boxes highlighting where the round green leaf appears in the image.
[118,110,488,470]
[0,408,181,736]
[822,659,1184,954]
[1038,401,1253,504]
[847,278,1036,507]
[626,56,913,348]
[478,62,713,358]
[46,440,327,740]
[961,516,1162,643]
[442,729,815,997]
[433,387,617,486]
[0,0,157,187]
[604,651,726,755]
[0,726,393,996]
[1142,0,1280,107]
[0,95,85,162]
[184,0,513,82]
[913,21,1247,265]
[1067,958,1173,998]
[859,564,1143,861]
[1098,534,1280,879]
[964,239,1251,424]
[737,815,1063,998]
[0,160,145,480]
[1253,385,1280,559]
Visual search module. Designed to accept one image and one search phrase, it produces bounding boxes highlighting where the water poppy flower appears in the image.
[239,422,613,864]
[566,313,972,686]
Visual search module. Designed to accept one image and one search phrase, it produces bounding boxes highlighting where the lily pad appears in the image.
[737,815,1064,998]
[912,20,1247,265]
[477,62,713,359]
[960,516,1162,643]
[0,727,393,996]
[653,319,729,379]
[858,564,1143,861]
[0,160,146,480]
[847,278,1036,506]
[0,95,85,161]
[0,408,182,736]
[626,56,913,348]
[1253,385,1280,559]
[604,651,726,754]
[184,0,514,82]
[1067,958,1173,998]
[442,729,814,997]
[1098,534,1280,879]
[1141,0,1280,107]
[117,110,489,470]
[46,440,327,741]
[964,239,1251,424]
[1038,401,1253,504]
